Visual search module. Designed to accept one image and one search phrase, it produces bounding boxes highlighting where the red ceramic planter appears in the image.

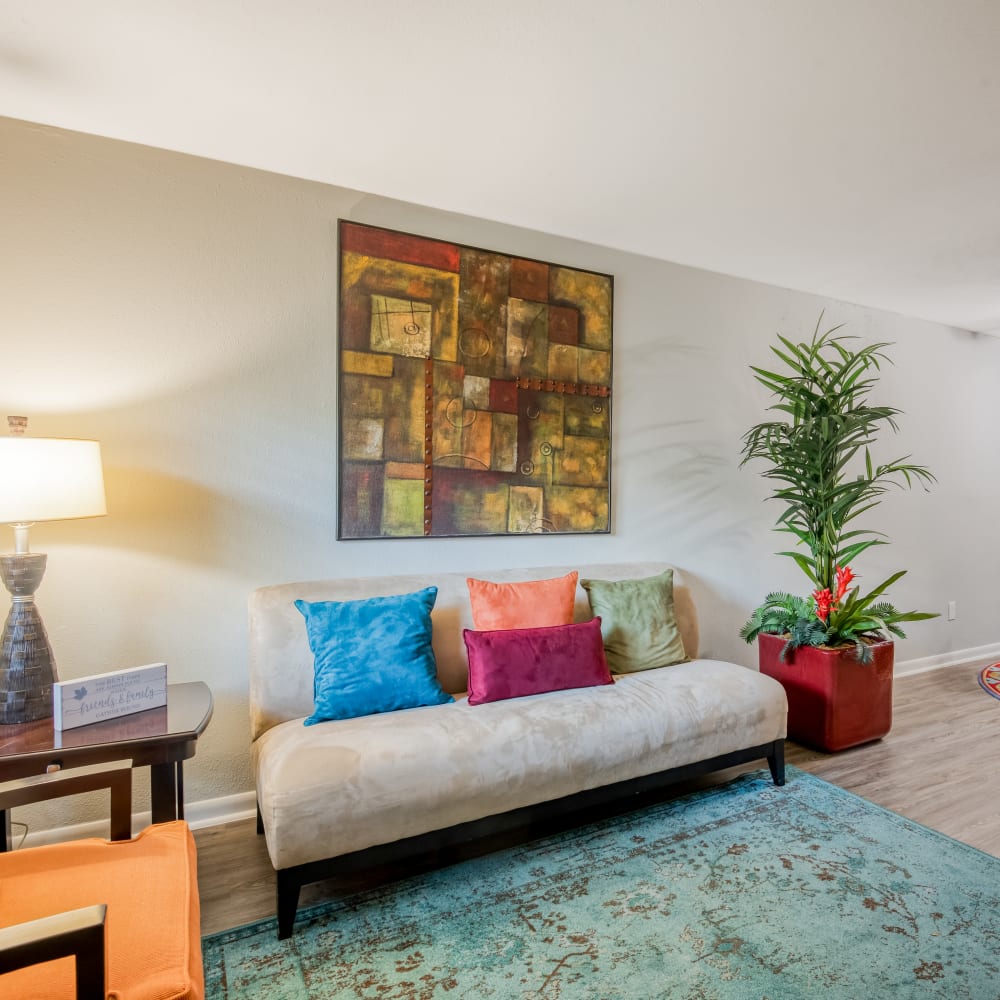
[757,632,894,752]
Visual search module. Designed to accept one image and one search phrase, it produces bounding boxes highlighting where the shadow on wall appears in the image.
[624,431,763,554]
[670,567,759,669]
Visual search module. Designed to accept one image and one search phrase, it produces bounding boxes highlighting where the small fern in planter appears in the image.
[740,568,925,663]
[739,317,936,663]
[740,593,826,658]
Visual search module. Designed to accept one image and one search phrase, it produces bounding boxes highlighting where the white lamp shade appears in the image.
[0,437,107,523]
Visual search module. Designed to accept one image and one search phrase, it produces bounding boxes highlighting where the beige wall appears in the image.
[2,116,997,832]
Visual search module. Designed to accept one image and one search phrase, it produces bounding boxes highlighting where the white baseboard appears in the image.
[895,641,1000,677]
[17,790,257,850]
[185,789,258,829]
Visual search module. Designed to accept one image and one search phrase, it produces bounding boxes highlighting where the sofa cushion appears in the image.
[467,571,578,631]
[253,659,787,869]
[464,617,613,705]
[581,569,689,673]
[296,587,453,725]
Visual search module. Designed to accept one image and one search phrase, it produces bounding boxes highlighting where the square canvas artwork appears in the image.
[338,221,613,538]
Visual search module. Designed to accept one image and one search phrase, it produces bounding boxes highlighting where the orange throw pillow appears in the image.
[467,571,579,631]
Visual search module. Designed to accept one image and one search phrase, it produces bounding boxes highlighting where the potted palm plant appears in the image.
[739,317,935,752]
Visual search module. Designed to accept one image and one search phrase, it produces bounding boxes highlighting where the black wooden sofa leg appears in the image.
[256,801,264,836]
[277,869,301,940]
[767,739,786,786]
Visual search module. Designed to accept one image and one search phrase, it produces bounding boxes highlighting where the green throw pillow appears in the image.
[580,569,689,673]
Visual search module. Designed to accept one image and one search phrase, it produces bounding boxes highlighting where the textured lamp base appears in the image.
[0,552,57,725]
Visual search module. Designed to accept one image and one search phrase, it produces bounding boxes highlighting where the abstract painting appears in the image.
[338,221,613,538]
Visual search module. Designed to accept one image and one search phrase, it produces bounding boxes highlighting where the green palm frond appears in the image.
[739,316,937,662]
[741,321,934,596]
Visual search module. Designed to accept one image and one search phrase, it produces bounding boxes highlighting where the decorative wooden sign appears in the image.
[338,221,613,538]
[53,662,168,731]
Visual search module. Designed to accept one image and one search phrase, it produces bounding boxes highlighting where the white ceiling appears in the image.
[3,0,999,334]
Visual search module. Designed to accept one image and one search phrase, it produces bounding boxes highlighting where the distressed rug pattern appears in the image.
[203,769,1000,998]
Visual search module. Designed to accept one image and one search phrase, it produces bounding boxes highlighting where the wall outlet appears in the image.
[947,600,957,621]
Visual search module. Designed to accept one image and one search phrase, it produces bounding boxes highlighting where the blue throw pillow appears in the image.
[296,586,453,726]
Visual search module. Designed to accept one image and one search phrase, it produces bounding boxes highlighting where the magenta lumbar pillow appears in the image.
[463,617,614,705]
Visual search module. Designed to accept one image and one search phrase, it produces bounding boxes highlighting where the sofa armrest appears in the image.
[0,764,132,842]
[0,904,107,1000]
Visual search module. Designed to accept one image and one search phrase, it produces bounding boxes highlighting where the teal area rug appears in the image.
[202,769,1000,998]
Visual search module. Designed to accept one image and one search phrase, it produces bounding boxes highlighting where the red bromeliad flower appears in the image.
[834,564,856,603]
[813,587,833,623]
[814,565,857,623]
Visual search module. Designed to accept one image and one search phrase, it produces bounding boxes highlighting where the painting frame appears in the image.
[337,220,613,539]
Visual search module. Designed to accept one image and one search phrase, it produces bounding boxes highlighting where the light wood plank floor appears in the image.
[195,666,1000,935]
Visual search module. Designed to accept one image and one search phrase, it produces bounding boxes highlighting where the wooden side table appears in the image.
[0,681,213,851]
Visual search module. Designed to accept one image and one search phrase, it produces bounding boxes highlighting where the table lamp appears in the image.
[0,416,107,724]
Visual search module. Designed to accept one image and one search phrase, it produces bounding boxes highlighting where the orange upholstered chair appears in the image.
[0,766,204,1000]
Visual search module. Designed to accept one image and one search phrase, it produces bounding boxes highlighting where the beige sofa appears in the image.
[249,562,787,938]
